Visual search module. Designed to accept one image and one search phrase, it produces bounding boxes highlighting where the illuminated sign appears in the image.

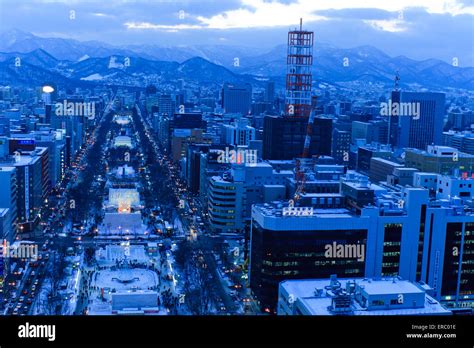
[18,139,35,145]
[282,207,314,217]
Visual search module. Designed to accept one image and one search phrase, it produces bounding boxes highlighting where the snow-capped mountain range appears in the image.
[0,29,472,90]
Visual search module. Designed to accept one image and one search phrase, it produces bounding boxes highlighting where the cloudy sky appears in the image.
[1,0,473,65]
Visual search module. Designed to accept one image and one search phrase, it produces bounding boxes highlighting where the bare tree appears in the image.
[41,251,66,315]
[177,243,213,314]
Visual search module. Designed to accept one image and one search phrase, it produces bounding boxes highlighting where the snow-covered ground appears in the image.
[87,266,164,315]
[92,268,158,291]
[80,243,185,315]
[81,73,103,81]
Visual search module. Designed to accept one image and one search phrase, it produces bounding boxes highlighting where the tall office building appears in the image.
[0,208,13,244]
[0,167,17,243]
[265,81,275,103]
[165,112,207,155]
[221,118,256,146]
[249,182,436,308]
[158,94,175,116]
[422,203,474,308]
[221,83,252,115]
[399,92,445,150]
[356,143,393,175]
[14,131,66,187]
[186,144,211,194]
[208,163,291,233]
[250,182,474,310]
[332,129,351,164]
[263,115,332,160]
[352,120,388,145]
[447,108,474,130]
[443,130,474,155]
[0,147,49,234]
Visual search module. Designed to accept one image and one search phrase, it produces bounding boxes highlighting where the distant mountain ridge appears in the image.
[0,29,472,90]
[0,49,259,88]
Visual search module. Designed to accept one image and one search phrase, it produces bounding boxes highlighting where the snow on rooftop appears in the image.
[280,277,451,316]
[358,279,423,295]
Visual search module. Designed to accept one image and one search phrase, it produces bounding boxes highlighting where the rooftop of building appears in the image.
[414,171,438,177]
[359,143,392,152]
[358,278,423,295]
[274,169,293,175]
[280,277,451,316]
[393,167,418,173]
[341,178,387,193]
[0,166,16,173]
[267,160,295,165]
[371,157,404,166]
[407,145,474,158]
[253,201,355,219]
[0,154,40,167]
[443,130,474,138]
[300,193,344,198]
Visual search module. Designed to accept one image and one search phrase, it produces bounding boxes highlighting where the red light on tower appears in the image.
[285,18,314,117]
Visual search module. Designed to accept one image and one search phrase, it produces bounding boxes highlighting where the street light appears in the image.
[42,85,55,94]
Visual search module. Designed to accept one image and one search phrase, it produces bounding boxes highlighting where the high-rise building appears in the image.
[208,163,291,233]
[198,147,230,206]
[250,181,420,309]
[158,94,175,116]
[221,118,256,146]
[0,208,13,244]
[399,92,445,150]
[264,81,275,103]
[263,115,332,160]
[356,143,393,175]
[369,157,404,183]
[164,112,207,155]
[0,147,49,234]
[447,108,474,130]
[352,120,388,145]
[221,83,252,115]
[443,130,474,155]
[331,129,351,165]
[250,181,474,310]
[422,204,474,308]
[171,129,209,162]
[0,167,17,242]
[13,130,66,187]
[186,144,211,194]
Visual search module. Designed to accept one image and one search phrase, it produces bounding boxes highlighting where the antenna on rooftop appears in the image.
[394,71,400,91]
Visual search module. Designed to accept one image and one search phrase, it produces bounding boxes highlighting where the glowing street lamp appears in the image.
[42,85,55,94]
